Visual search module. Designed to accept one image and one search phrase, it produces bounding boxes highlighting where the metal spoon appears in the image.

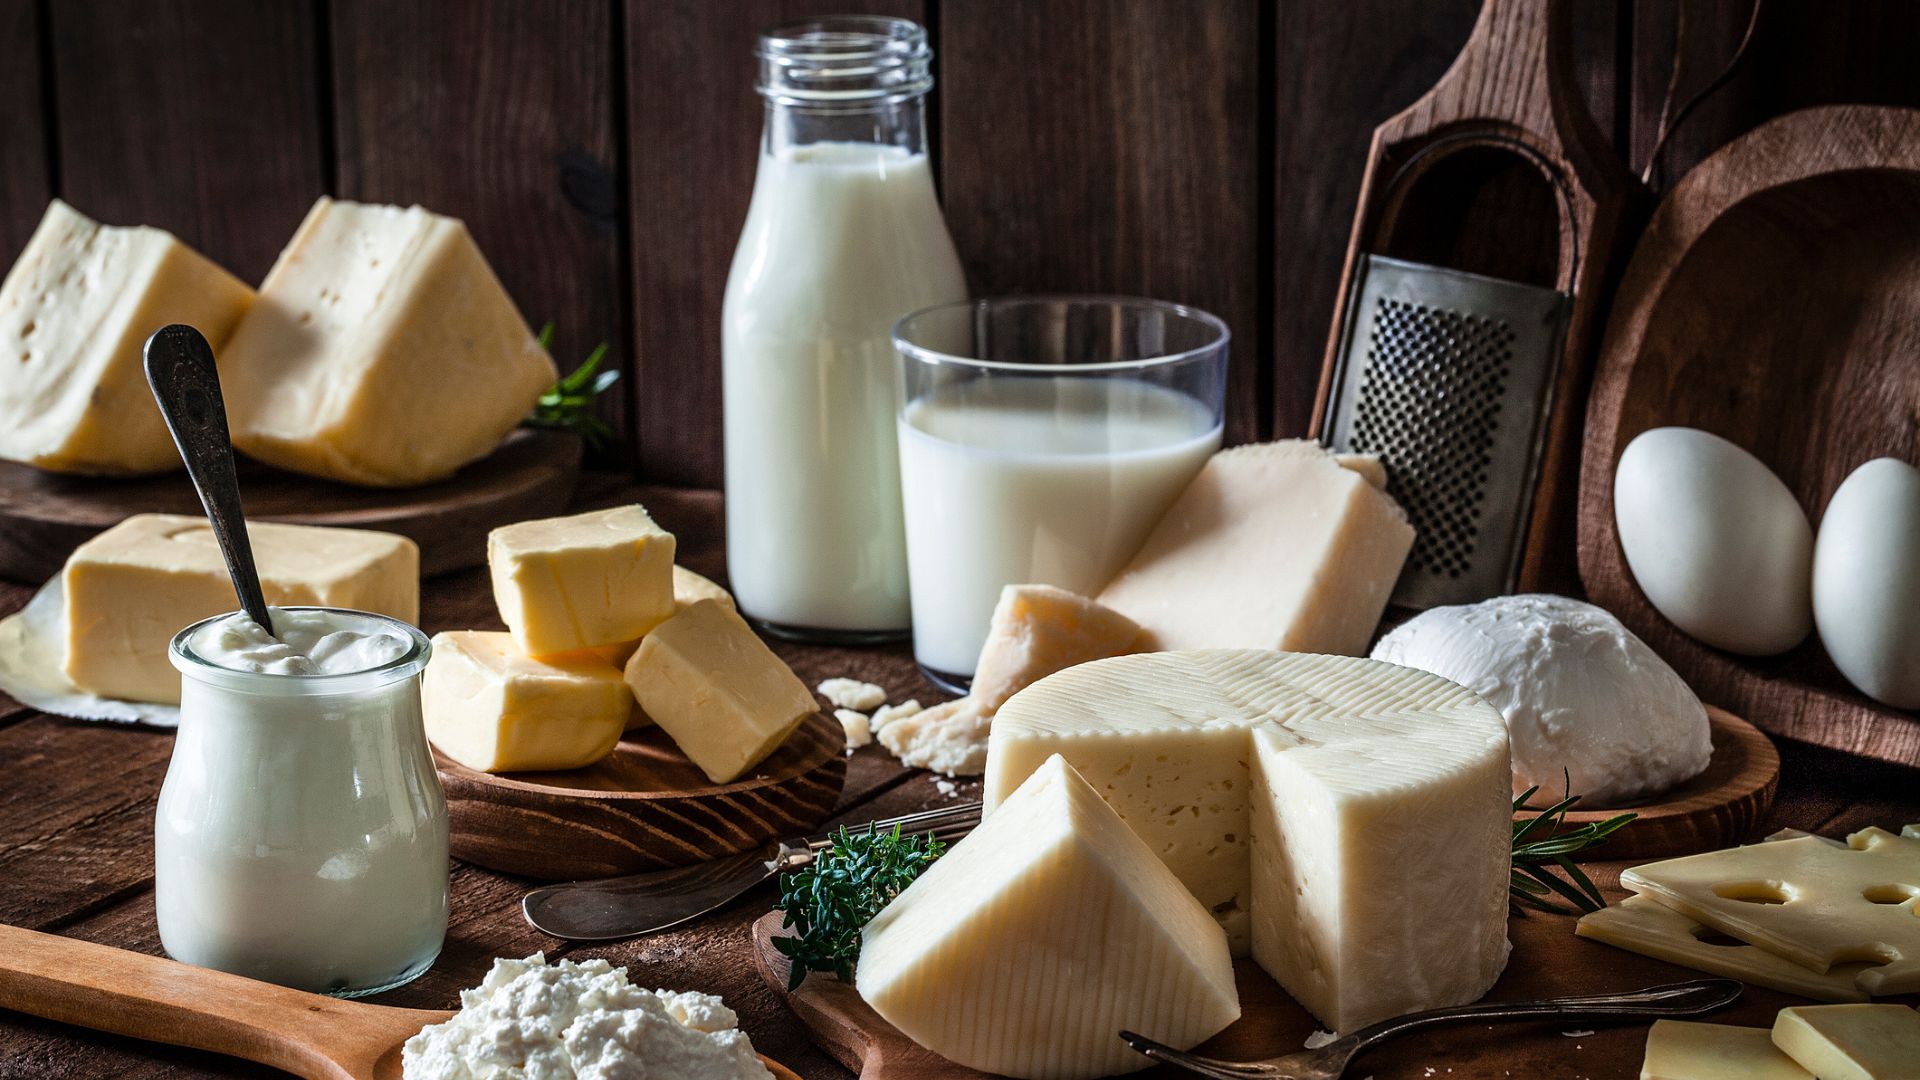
[144,324,274,634]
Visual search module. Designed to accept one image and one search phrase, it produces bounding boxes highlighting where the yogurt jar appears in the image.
[155,606,447,997]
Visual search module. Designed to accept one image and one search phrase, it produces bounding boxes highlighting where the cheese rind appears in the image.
[858,754,1240,1079]
[1578,896,1868,1002]
[63,514,418,704]
[489,505,677,657]
[0,201,254,475]
[1771,1005,1920,1080]
[422,631,629,772]
[1641,1021,1812,1080]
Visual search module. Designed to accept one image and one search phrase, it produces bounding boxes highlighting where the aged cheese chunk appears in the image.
[984,651,1511,1032]
[1622,827,1920,995]
[971,584,1144,711]
[1578,896,1868,1002]
[858,754,1240,1079]
[422,631,629,772]
[221,197,558,486]
[1772,1004,1920,1080]
[63,513,417,704]
[876,697,990,777]
[834,709,872,750]
[489,505,676,657]
[1097,441,1414,654]
[1641,1021,1812,1080]
[0,201,253,475]
[816,678,886,712]
[1333,452,1388,490]
[624,600,813,784]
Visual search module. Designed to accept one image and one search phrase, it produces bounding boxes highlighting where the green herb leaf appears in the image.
[1509,775,1636,915]
[525,321,620,450]
[772,822,946,991]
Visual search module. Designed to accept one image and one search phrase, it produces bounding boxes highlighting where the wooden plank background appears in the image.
[3,0,1918,484]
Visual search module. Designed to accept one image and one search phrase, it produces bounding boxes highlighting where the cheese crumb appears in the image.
[934,778,958,798]
[1304,1030,1338,1049]
[836,709,872,750]
[870,699,922,731]
[817,677,886,711]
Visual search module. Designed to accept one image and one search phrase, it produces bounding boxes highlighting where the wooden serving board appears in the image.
[0,428,581,583]
[438,711,847,880]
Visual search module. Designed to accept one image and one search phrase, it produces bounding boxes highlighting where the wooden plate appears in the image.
[1521,706,1779,862]
[1578,104,1920,766]
[0,428,581,583]
[760,1057,802,1080]
[436,711,847,881]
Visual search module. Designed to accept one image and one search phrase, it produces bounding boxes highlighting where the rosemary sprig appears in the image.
[772,822,946,990]
[526,322,620,450]
[1510,782,1637,915]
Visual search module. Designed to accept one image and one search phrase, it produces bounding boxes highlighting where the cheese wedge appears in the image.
[623,600,813,783]
[489,505,677,657]
[985,650,1511,1032]
[63,514,418,704]
[0,201,253,475]
[221,197,558,486]
[1771,1005,1920,1080]
[858,754,1240,1079]
[1642,1021,1812,1080]
[972,584,1144,711]
[422,631,630,772]
[1097,441,1413,654]
[1578,896,1869,1002]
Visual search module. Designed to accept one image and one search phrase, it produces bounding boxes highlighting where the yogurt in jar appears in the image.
[155,607,447,997]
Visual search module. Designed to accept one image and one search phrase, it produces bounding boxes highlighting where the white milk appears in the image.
[155,608,447,997]
[899,378,1221,676]
[722,142,965,634]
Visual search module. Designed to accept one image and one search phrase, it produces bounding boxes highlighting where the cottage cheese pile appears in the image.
[403,954,771,1079]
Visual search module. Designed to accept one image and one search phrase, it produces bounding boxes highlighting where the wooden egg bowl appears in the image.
[1579,105,1920,766]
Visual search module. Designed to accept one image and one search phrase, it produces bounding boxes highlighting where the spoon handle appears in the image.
[143,324,274,632]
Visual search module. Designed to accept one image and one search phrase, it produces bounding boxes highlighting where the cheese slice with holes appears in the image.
[1622,827,1920,995]
[1642,1021,1813,1080]
[1771,1004,1920,1080]
[858,754,1240,1079]
[1578,896,1869,1002]
[984,650,1511,1032]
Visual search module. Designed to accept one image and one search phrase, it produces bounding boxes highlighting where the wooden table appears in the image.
[1,481,1916,1079]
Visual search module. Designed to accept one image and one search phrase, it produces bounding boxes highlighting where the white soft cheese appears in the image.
[402,954,771,1080]
[1371,593,1710,805]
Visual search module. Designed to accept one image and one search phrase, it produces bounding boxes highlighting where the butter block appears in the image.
[971,584,1144,711]
[489,505,676,657]
[1642,1021,1812,1080]
[221,197,558,486]
[0,201,254,475]
[859,755,1240,1079]
[1098,441,1414,654]
[1772,1005,1920,1080]
[63,514,418,704]
[422,631,629,772]
[623,600,813,784]
[674,565,734,613]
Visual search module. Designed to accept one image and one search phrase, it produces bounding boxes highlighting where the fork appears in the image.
[522,801,982,941]
[1121,977,1741,1079]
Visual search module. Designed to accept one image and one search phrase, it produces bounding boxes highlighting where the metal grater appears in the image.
[1323,254,1571,610]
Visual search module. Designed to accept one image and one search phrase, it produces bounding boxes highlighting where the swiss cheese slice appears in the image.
[422,631,630,772]
[984,650,1511,1032]
[1641,1021,1813,1080]
[858,754,1240,1079]
[1578,896,1869,1003]
[1771,1004,1920,1080]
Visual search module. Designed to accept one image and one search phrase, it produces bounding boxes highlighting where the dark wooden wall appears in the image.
[2,0,1916,487]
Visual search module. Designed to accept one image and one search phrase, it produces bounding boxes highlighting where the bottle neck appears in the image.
[762,94,930,159]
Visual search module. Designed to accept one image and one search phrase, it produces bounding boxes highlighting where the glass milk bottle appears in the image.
[722,15,966,641]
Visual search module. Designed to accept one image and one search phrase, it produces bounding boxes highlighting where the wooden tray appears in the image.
[0,428,581,583]
[1578,104,1920,767]
[437,712,846,881]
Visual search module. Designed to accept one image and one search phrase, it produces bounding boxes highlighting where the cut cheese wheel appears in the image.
[984,650,1510,1032]
[858,754,1240,1079]
[1577,896,1869,1003]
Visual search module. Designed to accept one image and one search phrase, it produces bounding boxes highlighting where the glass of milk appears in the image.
[722,16,966,643]
[155,608,447,997]
[893,296,1228,688]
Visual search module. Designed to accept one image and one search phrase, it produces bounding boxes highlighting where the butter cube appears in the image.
[221,197,558,486]
[0,201,254,475]
[624,600,814,784]
[1772,1005,1920,1080]
[63,514,418,704]
[972,584,1144,711]
[489,505,676,657]
[1642,1021,1812,1080]
[673,565,734,613]
[422,631,629,773]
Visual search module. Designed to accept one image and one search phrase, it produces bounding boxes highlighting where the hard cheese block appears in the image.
[984,650,1511,1032]
[0,200,254,474]
[422,631,630,772]
[1578,896,1868,1003]
[489,505,676,657]
[1641,1021,1812,1080]
[1097,441,1413,654]
[1622,827,1920,995]
[221,197,558,486]
[624,600,813,784]
[858,754,1240,1080]
[1772,1004,1920,1080]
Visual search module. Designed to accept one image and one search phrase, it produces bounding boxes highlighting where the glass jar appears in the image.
[722,15,967,642]
[154,608,447,997]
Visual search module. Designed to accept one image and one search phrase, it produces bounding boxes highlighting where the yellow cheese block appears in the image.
[623,600,812,784]
[422,631,629,772]
[0,200,254,475]
[1772,1005,1920,1080]
[221,197,558,486]
[62,514,418,704]
[1641,1021,1812,1080]
[488,505,676,657]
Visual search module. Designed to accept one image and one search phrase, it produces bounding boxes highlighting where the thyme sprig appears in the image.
[526,322,619,450]
[1510,782,1637,915]
[772,822,946,990]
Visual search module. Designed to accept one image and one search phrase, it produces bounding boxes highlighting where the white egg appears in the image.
[1813,457,1920,708]
[1613,427,1812,655]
